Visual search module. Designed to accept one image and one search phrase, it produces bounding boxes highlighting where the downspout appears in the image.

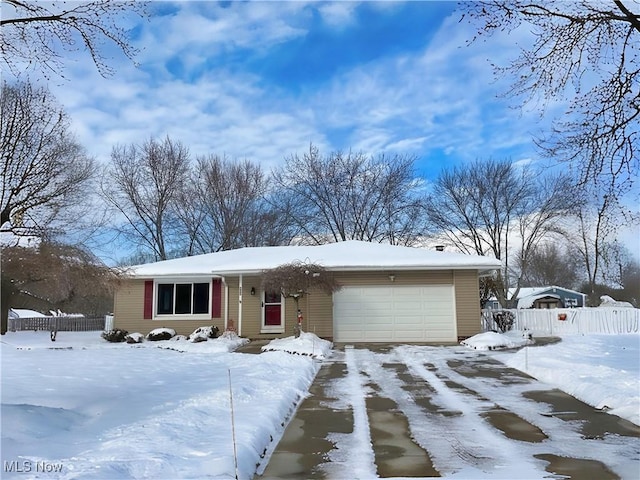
[238,274,243,337]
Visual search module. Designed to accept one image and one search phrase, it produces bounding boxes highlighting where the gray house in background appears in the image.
[487,286,587,309]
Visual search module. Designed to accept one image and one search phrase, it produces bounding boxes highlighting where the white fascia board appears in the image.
[133,273,226,280]
[211,264,501,276]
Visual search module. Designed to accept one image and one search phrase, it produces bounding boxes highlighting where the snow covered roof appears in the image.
[129,240,502,278]
[516,293,561,309]
[489,286,586,303]
[8,308,46,319]
[509,286,585,298]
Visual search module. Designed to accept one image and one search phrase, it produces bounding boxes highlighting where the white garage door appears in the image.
[333,285,457,343]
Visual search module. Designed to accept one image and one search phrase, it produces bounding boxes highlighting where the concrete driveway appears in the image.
[258,343,640,479]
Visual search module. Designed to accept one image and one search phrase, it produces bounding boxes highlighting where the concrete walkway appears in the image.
[256,343,640,479]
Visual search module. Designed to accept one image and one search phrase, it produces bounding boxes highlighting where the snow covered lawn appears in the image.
[1,330,638,479]
[491,333,640,426]
[1,331,322,479]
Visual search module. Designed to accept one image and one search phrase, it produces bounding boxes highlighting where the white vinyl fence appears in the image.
[482,308,639,335]
[9,315,112,333]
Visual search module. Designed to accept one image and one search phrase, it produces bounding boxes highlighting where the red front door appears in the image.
[264,291,282,327]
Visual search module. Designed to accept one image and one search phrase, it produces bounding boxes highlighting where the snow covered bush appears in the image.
[146,328,176,341]
[125,332,144,344]
[101,328,128,343]
[187,326,220,343]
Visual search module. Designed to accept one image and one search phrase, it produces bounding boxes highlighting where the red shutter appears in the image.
[143,280,153,319]
[212,279,222,318]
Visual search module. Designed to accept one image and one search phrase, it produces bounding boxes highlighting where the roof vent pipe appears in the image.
[435,245,445,252]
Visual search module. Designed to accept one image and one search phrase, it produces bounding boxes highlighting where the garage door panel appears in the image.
[394,316,424,326]
[394,300,423,310]
[365,331,391,341]
[333,285,456,343]
[368,316,392,325]
[430,306,452,313]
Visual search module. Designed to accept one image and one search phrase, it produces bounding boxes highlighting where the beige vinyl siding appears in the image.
[303,287,333,338]
[453,270,482,339]
[113,278,226,337]
[113,279,146,332]
[227,280,239,331]
[232,275,263,338]
[334,270,454,286]
[114,268,482,341]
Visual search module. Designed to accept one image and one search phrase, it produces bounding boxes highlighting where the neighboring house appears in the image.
[114,241,501,343]
[486,286,587,310]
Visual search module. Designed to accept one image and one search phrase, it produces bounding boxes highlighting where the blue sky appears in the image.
[37,0,555,182]
[7,1,637,261]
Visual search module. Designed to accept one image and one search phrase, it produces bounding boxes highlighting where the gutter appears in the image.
[130,264,502,279]
[208,264,503,276]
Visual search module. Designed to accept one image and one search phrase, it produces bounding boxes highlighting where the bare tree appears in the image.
[1,81,95,237]
[102,136,190,261]
[620,257,640,307]
[565,174,638,303]
[464,1,640,198]
[516,242,581,290]
[261,261,340,337]
[273,144,425,245]
[579,251,640,307]
[1,0,146,78]
[177,155,291,254]
[513,173,580,289]
[1,241,119,333]
[425,159,574,307]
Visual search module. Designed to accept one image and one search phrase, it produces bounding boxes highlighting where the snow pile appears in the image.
[461,330,533,350]
[262,331,332,358]
[153,334,249,353]
[495,334,640,425]
[599,295,634,308]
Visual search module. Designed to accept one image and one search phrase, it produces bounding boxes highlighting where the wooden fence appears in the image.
[482,308,639,335]
[8,316,108,333]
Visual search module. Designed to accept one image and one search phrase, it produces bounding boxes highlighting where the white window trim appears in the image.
[153,279,212,321]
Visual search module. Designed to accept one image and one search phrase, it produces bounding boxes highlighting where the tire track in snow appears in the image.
[322,347,377,480]
[396,346,639,479]
[355,347,546,478]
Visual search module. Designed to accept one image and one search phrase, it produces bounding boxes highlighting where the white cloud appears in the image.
[41,2,560,174]
[138,1,309,68]
[317,2,359,28]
